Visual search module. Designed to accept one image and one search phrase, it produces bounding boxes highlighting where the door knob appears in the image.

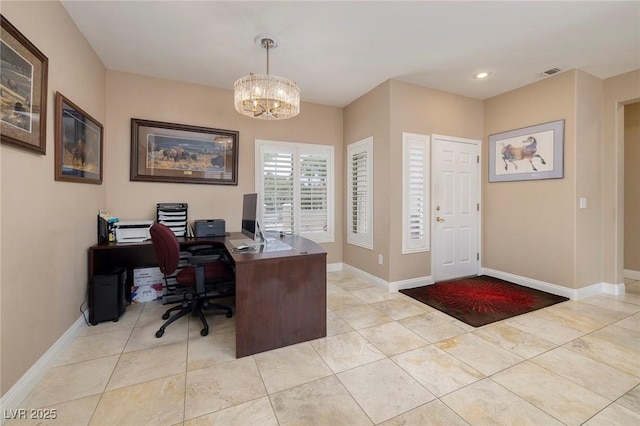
[436,216,445,222]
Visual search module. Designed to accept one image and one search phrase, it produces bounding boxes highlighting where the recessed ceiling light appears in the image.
[473,71,491,79]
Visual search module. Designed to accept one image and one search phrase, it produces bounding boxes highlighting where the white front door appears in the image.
[432,135,481,282]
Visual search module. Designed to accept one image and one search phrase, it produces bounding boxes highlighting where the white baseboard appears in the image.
[389,275,434,292]
[482,268,575,299]
[0,313,88,419]
[339,264,432,293]
[624,269,640,280]
[327,262,343,273]
[482,268,626,300]
[333,264,628,300]
[569,281,625,299]
[341,264,390,291]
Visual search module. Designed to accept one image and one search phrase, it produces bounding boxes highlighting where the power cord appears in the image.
[79,279,91,326]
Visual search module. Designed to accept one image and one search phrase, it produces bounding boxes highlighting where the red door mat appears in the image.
[400,276,568,327]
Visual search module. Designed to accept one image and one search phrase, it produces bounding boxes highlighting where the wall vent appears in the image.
[541,68,561,76]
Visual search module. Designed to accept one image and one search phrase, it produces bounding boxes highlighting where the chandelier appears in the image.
[233,35,300,120]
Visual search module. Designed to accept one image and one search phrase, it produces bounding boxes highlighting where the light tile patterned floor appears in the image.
[9,273,640,425]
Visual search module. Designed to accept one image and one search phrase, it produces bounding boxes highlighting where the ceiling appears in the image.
[61,1,640,108]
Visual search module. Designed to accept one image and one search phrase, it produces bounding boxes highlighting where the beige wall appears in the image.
[388,80,483,282]
[105,71,344,264]
[343,69,639,289]
[342,80,483,283]
[603,70,640,284]
[1,1,107,395]
[625,102,640,272]
[574,71,604,287]
[343,81,391,280]
[484,71,577,288]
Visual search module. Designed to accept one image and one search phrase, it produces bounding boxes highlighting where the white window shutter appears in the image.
[299,153,330,239]
[402,132,429,253]
[262,150,295,234]
[347,137,373,249]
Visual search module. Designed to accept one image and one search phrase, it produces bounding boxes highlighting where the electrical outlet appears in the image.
[579,197,587,209]
[378,254,383,265]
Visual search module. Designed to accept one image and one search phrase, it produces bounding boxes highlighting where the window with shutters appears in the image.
[402,132,429,253]
[347,137,373,249]
[256,140,334,243]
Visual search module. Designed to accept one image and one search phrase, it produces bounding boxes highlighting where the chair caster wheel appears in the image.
[226,311,233,318]
[200,329,208,337]
[155,329,164,338]
[113,318,119,322]
[162,312,170,320]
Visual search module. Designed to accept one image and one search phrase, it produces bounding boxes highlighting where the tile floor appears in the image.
[10,272,640,425]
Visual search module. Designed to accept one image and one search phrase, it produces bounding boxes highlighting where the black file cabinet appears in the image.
[90,267,127,325]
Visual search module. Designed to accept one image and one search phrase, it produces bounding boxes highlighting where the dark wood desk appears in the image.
[88,233,327,357]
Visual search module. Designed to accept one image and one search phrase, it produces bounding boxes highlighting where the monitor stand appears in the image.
[230,220,267,249]
[255,219,266,244]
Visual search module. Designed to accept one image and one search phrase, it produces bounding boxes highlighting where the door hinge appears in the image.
[477,253,480,261]
[477,203,480,211]
[477,155,480,163]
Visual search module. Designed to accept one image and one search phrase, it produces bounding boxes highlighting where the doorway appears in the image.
[431,135,481,282]
[624,101,640,280]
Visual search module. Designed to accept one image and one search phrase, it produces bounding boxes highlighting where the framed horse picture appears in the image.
[488,120,564,182]
[54,92,104,184]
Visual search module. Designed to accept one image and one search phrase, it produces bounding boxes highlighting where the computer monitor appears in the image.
[241,193,264,242]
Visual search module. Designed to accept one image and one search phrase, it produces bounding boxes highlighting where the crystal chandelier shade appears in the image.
[233,36,300,120]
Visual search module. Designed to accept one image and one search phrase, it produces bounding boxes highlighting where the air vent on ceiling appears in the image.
[541,68,561,77]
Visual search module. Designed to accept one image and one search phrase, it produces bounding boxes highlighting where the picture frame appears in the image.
[489,119,564,182]
[54,92,103,184]
[131,119,239,185]
[1,14,48,154]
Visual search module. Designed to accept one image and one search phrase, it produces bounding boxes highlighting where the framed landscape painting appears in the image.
[54,92,103,184]
[131,119,239,185]
[0,15,48,154]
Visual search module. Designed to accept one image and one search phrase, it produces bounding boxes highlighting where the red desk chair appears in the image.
[150,222,234,337]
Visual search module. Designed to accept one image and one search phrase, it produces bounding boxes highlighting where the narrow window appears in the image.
[402,132,430,253]
[347,137,373,249]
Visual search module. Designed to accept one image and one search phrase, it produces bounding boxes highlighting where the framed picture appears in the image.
[131,119,239,185]
[489,119,564,182]
[54,92,103,184]
[0,15,48,154]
